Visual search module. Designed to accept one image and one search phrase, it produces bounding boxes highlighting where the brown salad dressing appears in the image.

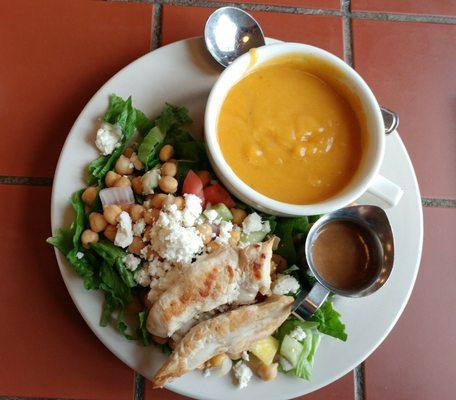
[310,221,378,291]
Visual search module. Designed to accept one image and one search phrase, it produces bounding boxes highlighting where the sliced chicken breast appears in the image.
[147,239,273,338]
[151,294,293,388]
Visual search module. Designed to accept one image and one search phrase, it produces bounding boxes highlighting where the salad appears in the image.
[48,94,347,389]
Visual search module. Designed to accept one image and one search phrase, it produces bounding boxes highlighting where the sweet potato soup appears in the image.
[217,55,366,204]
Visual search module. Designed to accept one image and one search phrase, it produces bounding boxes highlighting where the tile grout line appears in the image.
[354,362,366,400]
[112,0,456,24]
[133,371,145,400]
[151,1,163,50]
[421,197,456,208]
[0,176,53,186]
[341,0,353,67]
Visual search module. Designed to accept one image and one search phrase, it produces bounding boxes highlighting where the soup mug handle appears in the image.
[367,174,403,208]
[292,282,330,320]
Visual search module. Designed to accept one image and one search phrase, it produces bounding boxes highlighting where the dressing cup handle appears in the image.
[291,282,330,320]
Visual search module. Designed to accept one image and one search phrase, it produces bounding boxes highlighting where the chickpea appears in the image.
[89,212,107,233]
[229,230,240,246]
[81,186,98,206]
[162,194,176,207]
[271,254,287,273]
[129,204,145,222]
[115,154,134,175]
[114,176,131,187]
[161,161,177,177]
[81,229,99,249]
[227,351,242,360]
[144,208,160,225]
[207,241,221,253]
[131,176,143,195]
[174,196,185,210]
[128,236,146,255]
[208,353,228,368]
[103,204,122,225]
[231,208,247,226]
[152,335,168,345]
[168,158,178,165]
[150,193,168,209]
[197,224,213,244]
[159,176,178,194]
[197,170,212,187]
[120,203,131,213]
[105,170,121,187]
[143,225,152,242]
[103,224,117,241]
[159,144,175,162]
[130,152,143,171]
[123,147,134,158]
[256,363,278,381]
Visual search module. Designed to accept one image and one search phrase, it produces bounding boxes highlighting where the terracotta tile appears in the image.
[0,0,152,178]
[364,207,456,400]
[144,370,353,399]
[217,0,340,9]
[352,20,456,198]
[352,0,456,16]
[162,5,344,58]
[0,185,133,399]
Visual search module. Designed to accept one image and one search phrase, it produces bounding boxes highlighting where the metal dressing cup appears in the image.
[292,205,395,320]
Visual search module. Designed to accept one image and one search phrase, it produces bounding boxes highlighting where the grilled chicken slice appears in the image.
[152,295,293,388]
[147,239,274,338]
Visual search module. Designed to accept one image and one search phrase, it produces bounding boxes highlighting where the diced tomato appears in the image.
[182,170,205,203]
[203,183,235,208]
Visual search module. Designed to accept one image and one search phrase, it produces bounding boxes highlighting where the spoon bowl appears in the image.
[204,6,265,67]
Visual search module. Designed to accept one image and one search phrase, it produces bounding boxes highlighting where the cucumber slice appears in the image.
[209,203,233,221]
[240,230,268,244]
[280,334,303,367]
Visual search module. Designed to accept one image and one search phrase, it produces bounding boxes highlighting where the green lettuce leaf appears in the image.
[90,240,136,288]
[46,228,73,255]
[88,96,137,185]
[310,301,347,341]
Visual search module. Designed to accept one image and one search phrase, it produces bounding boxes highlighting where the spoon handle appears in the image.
[292,282,330,320]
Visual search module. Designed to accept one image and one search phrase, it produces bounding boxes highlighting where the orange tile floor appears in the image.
[0,1,454,399]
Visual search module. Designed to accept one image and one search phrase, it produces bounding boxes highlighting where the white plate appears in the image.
[51,37,423,400]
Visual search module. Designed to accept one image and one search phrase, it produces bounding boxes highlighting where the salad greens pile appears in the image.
[48,94,346,380]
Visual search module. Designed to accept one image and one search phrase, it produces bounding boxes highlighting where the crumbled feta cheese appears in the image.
[134,266,151,287]
[95,122,122,155]
[242,212,270,234]
[289,326,307,341]
[76,251,84,260]
[115,211,134,248]
[123,254,141,271]
[233,361,252,389]
[146,257,172,278]
[182,194,202,227]
[150,205,204,264]
[142,168,161,195]
[272,274,301,295]
[241,351,250,362]
[133,218,146,236]
[215,220,233,245]
[203,208,219,224]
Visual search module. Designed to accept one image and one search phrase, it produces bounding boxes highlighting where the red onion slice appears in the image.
[99,186,135,207]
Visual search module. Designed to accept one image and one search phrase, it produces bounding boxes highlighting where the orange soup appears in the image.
[217,55,366,204]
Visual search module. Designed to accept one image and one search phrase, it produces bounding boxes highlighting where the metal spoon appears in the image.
[204,6,399,134]
[292,205,395,320]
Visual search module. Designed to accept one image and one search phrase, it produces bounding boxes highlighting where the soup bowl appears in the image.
[204,42,403,216]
